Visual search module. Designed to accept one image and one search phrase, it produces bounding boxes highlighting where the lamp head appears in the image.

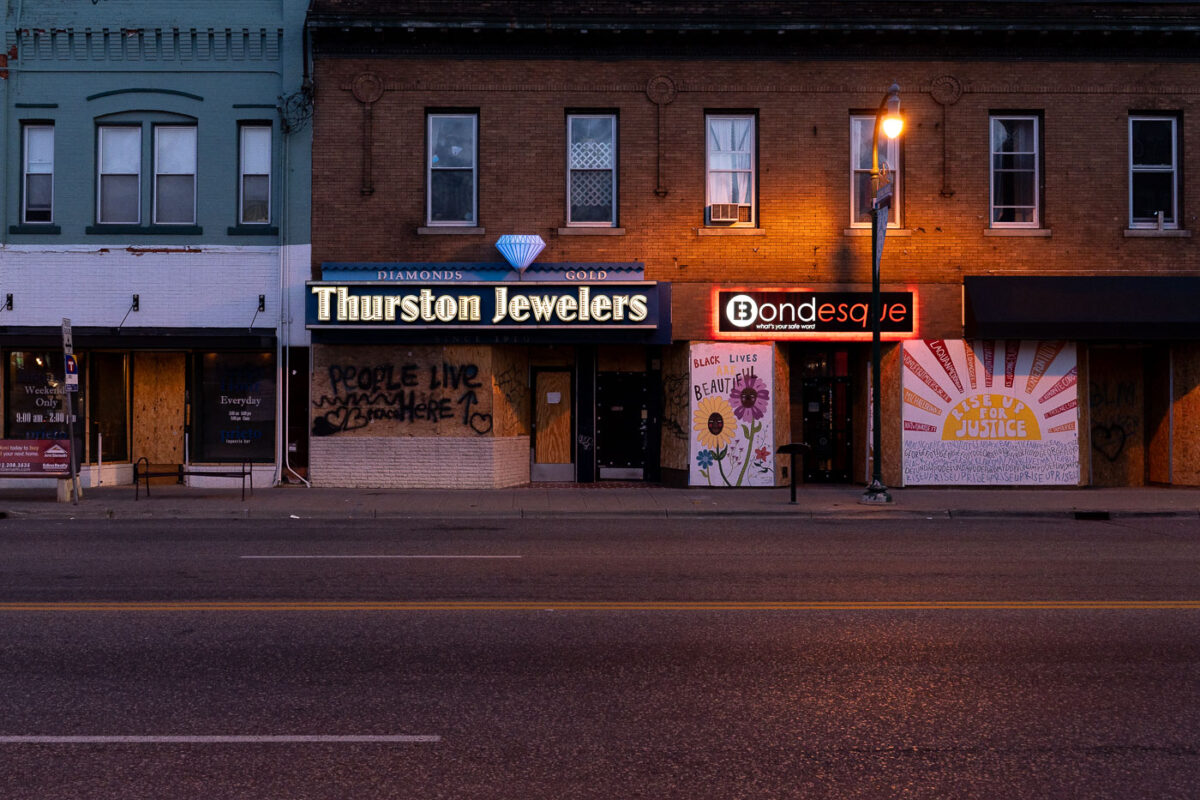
[882,82,903,139]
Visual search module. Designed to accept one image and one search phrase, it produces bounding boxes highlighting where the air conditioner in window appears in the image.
[710,203,748,223]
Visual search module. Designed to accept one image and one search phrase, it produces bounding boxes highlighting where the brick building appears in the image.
[305,1,1200,489]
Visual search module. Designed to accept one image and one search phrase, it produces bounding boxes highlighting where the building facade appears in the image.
[304,0,1200,489]
[0,0,312,488]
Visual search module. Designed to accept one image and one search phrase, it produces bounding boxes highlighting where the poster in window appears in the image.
[5,351,82,448]
[197,353,275,461]
[689,342,774,487]
[901,339,1079,485]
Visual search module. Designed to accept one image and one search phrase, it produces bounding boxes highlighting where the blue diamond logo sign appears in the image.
[495,234,546,272]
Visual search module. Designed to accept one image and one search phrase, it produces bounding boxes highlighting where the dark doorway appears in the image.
[790,345,853,483]
[596,371,649,480]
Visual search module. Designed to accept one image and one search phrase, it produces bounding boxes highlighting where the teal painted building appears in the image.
[0,0,312,488]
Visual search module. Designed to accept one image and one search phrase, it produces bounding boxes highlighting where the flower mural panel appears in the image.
[689,343,775,487]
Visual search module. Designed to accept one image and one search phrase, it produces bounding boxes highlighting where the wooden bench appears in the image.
[133,457,254,501]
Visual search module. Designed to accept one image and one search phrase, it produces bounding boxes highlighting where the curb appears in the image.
[4,508,1199,522]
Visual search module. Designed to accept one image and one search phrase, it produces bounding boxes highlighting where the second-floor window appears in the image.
[850,115,901,228]
[427,113,477,225]
[567,114,616,226]
[239,125,272,224]
[153,126,196,224]
[706,114,755,226]
[98,126,141,224]
[1129,115,1178,228]
[990,115,1039,227]
[22,124,54,224]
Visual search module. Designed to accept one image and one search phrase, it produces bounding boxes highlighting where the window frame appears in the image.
[152,124,197,226]
[238,123,272,225]
[1128,114,1179,229]
[566,113,618,227]
[989,114,1041,229]
[96,124,143,225]
[22,123,54,225]
[426,111,478,227]
[849,114,902,229]
[705,112,757,227]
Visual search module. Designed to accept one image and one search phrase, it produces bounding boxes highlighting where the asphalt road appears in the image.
[1,516,1197,798]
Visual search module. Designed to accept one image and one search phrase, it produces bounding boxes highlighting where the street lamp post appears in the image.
[862,83,903,505]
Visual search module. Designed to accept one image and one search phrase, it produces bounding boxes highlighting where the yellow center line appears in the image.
[1,601,1199,612]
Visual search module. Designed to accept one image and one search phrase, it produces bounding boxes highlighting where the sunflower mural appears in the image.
[689,343,775,487]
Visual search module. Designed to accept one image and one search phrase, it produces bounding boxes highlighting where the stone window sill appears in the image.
[696,227,765,236]
[10,224,61,235]
[417,226,485,235]
[557,227,625,236]
[86,224,203,235]
[1124,228,1191,238]
[983,228,1051,237]
[843,228,913,237]
[228,225,279,236]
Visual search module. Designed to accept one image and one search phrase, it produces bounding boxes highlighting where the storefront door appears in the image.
[596,371,648,480]
[791,345,853,483]
[532,369,574,481]
[132,352,186,477]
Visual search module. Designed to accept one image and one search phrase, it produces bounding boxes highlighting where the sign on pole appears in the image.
[64,354,79,392]
[60,317,80,504]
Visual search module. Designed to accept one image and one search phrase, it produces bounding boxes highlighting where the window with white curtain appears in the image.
[240,125,272,224]
[990,115,1040,227]
[22,124,54,224]
[154,125,196,224]
[706,114,755,225]
[850,115,901,228]
[98,126,141,224]
[1129,116,1178,229]
[567,114,616,226]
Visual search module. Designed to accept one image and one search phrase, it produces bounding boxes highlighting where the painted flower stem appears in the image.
[735,420,761,487]
[715,447,732,486]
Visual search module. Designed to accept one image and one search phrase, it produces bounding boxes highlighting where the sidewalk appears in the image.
[3,483,1199,521]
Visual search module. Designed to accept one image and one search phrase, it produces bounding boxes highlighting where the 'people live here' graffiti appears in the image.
[312,348,493,437]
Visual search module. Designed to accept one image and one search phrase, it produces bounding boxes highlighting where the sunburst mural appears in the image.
[901,339,1079,485]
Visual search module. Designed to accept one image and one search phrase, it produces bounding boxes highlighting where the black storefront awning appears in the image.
[963,276,1200,340]
[0,326,277,350]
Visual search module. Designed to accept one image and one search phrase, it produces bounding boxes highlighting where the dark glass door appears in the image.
[595,371,648,479]
[791,346,853,483]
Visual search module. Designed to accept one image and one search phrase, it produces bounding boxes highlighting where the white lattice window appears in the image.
[567,115,616,226]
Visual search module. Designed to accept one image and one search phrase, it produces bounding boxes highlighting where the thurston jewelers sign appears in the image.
[307,282,664,330]
[716,290,915,339]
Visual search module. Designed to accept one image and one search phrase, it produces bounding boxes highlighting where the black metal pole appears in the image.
[861,86,897,504]
[862,203,889,502]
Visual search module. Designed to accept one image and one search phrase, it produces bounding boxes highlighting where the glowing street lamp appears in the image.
[862,83,902,505]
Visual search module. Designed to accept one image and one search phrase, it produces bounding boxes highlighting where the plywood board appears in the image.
[1172,343,1200,485]
[772,344,789,486]
[659,343,691,471]
[492,346,530,437]
[534,371,572,464]
[1088,348,1145,487]
[311,344,495,439]
[132,352,185,467]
